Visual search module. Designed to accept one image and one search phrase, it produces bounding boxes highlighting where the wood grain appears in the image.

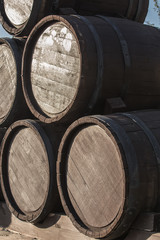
[0,43,16,121]
[23,15,160,124]
[0,38,34,127]
[67,125,125,228]
[3,0,33,25]
[31,22,80,116]
[57,110,160,239]
[8,127,49,213]
[1,119,65,223]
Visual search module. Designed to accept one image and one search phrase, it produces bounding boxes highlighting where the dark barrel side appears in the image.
[75,0,149,22]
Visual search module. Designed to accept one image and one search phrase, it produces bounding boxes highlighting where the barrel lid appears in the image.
[1,120,56,223]
[0,0,54,36]
[30,21,81,117]
[57,116,127,238]
[22,15,84,124]
[0,41,17,125]
[3,0,34,26]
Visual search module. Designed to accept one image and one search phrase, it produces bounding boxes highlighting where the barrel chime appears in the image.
[1,1,160,239]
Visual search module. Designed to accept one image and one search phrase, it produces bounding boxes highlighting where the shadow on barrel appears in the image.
[35,213,61,229]
[0,202,11,228]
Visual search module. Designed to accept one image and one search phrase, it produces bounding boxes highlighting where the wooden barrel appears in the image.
[0,0,149,36]
[75,0,149,22]
[22,15,160,124]
[57,110,160,239]
[0,38,32,127]
[0,0,53,36]
[0,120,64,223]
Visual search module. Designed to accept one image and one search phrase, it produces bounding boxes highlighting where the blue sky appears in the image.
[145,0,160,27]
[0,0,159,37]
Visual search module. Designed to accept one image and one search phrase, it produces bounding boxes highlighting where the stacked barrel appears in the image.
[1,0,160,239]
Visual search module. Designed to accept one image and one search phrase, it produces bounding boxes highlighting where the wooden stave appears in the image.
[0,38,33,127]
[0,119,64,223]
[57,110,160,239]
[0,0,149,37]
[22,15,160,124]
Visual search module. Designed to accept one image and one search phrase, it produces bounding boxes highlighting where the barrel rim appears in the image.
[57,115,134,238]
[0,38,22,126]
[22,15,89,124]
[0,0,53,36]
[0,119,56,223]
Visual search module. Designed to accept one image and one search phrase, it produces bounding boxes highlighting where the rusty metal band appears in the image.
[97,15,131,98]
[126,0,135,19]
[121,113,160,165]
[94,115,139,185]
[73,15,104,110]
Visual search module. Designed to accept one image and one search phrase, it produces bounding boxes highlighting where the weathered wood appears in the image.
[0,38,32,127]
[0,119,66,223]
[67,125,125,230]
[0,0,53,36]
[22,15,160,124]
[0,43,16,121]
[31,22,80,116]
[8,128,49,213]
[3,0,33,26]
[0,0,149,36]
[57,110,160,239]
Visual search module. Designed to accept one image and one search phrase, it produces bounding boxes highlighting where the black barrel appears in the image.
[0,0,149,36]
